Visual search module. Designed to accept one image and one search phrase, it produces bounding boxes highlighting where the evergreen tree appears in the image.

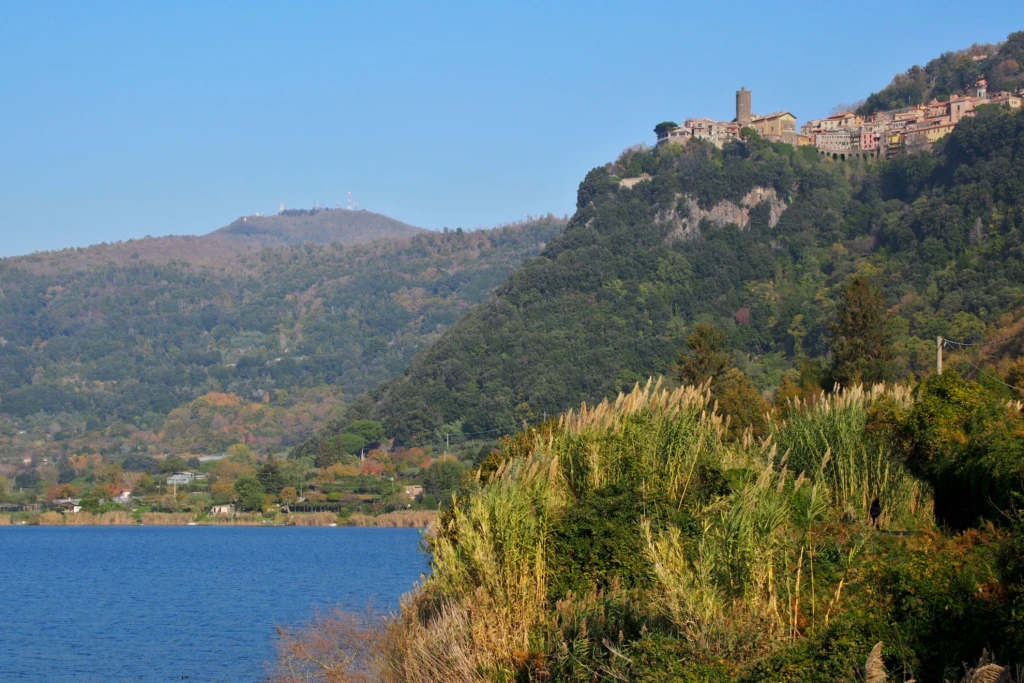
[675,323,731,387]
[829,275,895,386]
[257,461,285,496]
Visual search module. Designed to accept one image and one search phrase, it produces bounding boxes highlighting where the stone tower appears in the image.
[736,87,752,126]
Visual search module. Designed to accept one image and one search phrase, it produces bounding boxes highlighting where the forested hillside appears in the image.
[857,30,1024,114]
[299,105,1024,447]
[0,218,564,460]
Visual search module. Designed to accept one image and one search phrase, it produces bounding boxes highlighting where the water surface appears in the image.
[0,526,428,682]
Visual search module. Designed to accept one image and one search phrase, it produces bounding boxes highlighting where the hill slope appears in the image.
[296,104,1024,448]
[857,30,1024,114]
[0,218,564,460]
[212,208,425,247]
[12,208,425,274]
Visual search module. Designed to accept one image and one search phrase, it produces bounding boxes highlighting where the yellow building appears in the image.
[750,112,797,142]
[922,121,955,143]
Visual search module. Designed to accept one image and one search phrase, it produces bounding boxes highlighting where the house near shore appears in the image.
[210,504,235,516]
[54,498,82,513]
[404,485,424,500]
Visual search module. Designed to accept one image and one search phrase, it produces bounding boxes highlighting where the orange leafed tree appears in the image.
[49,483,78,500]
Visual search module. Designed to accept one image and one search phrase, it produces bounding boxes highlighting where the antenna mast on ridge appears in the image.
[347,191,352,210]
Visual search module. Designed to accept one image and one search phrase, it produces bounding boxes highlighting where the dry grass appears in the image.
[347,511,436,528]
[141,512,195,525]
[61,511,137,525]
[290,512,340,526]
[204,512,266,525]
[38,511,65,525]
[0,514,11,525]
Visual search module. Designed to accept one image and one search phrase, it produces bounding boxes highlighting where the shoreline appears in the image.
[0,510,437,529]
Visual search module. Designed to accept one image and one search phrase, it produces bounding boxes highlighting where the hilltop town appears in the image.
[657,77,1023,160]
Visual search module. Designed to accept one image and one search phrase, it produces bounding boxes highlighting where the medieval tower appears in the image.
[736,87,752,126]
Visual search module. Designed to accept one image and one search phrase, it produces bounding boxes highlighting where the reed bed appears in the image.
[348,510,436,528]
[773,383,928,528]
[61,511,137,525]
[141,512,195,525]
[201,512,266,525]
[289,512,339,526]
[286,378,936,682]
[37,511,65,525]
[0,514,10,525]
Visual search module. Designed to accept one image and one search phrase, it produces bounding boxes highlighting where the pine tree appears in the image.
[830,275,896,386]
[676,323,731,387]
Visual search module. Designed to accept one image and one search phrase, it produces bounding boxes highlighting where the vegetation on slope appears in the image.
[304,104,1024,447]
[0,218,564,460]
[857,30,1024,115]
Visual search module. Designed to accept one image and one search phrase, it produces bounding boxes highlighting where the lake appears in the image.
[0,526,429,682]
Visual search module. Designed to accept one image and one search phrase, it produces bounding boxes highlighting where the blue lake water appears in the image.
[0,526,429,682]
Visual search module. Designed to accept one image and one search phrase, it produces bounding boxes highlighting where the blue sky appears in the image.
[1,1,1021,257]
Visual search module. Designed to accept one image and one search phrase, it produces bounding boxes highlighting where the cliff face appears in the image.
[661,186,787,241]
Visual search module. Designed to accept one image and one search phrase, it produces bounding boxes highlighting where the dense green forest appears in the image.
[297,104,1024,449]
[857,30,1024,114]
[0,218,563,460]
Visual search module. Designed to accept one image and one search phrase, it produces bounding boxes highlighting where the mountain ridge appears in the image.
[5,208,426,274]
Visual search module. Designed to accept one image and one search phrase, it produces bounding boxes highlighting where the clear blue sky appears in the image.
[1,1,1021,257]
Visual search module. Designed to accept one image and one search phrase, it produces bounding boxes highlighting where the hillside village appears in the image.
[657,78,1023,160]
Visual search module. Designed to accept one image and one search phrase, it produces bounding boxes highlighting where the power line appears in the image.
[942,328,1024,348]
[946,348,1024,393]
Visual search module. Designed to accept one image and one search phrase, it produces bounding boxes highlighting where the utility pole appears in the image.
[445,432,450,453]
[937,336,943,375]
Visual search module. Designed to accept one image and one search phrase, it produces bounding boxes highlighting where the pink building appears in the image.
[860,131,880,150]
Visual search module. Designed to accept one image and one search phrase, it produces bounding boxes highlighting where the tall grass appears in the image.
[346,379,935,681]
[37,511,65,525]
[347,511,436,528]
[773,383,927,528]
[290,512,340,526]
[379,379,728,680]
[0,514,11,525]
[62,511,136,525]
[141,512,195,525]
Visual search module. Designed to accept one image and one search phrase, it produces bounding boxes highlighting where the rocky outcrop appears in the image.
[618,173,652,189]
[659,186,787,241]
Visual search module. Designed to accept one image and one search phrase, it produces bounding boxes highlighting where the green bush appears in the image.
[547,483,653,599]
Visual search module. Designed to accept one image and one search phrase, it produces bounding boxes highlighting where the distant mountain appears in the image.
[0,217,565,461]
[11,209,426,275]
[212,208,425,247]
